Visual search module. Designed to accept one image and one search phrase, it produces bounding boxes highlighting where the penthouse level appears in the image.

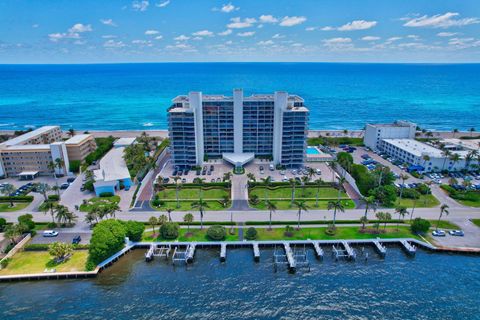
[168,89,309,169]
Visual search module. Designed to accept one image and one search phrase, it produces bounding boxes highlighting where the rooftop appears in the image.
[114,137,136,147]
[65,134,93,145]
[440,138,480,151]
[1,126,59,147]
[1,144,51,151]
[383,139,444,157]
[94,147,130,182]
[368,121,416,128]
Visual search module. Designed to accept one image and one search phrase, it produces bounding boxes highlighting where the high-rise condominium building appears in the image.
[168,89,309,169]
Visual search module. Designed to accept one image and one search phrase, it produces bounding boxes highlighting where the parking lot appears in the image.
[158,159,233,184]
[30,231,91,245]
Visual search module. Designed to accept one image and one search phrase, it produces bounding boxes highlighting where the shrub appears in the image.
[160,222,179,240]
[401,188,420,199]
[48,194,60,201]
[85,136,115,165]
[245,227,258,240]
[0,218,6,232]
[410,218,431,234]
[99,192,114,198]
[207,225,226,241]
[123,220,145,242]
[416,184,431,195]
[84,180,94,192]
[69,160,81,173]
[0,258,11,268]
[18,214,35,232]
[47,222,57,228]
[284,225,294,237]
[0,196,34,203]
[87,219,127,269]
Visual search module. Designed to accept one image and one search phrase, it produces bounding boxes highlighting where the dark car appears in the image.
[184,169,189,175]
[210,165,214,171]
[162,177,170,183]
[172,170,178,176]
[67,177,76,183]
[60,182,69,189]
[72,235,81,245]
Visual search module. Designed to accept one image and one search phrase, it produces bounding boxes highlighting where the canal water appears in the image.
[0,246,479,319]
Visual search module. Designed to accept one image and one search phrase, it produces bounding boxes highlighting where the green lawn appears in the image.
[250,199,356,210]
[0,202,30,212]
[427,220,460,230]
[156,187,230,200]
[249,186,349,200]
[255,226,420,241]
[395,194,440,208]
[79,196,120,212]
[0,250,88,275]
[151,200,228,211]
[470,219,480,228]
[440,186,480,207]
[142,228,238,242]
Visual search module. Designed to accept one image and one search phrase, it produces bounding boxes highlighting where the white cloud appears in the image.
[259,15,278,23]
[192,30,214,37]
[48,32,80,42]
[166,43,193,50]
[155,35,163,40]
[272,34,284,39]
[155,0,169,8]
[32,24,39,28]
[257,40,274,46]
[387,37,402,42]
[104,39,125,48]
[237,31,255,37]
[145,30,160,35]
[361,36,380,41]
[323,37,352,44]
[174,35,190,41]
[338,20,377,31]
[69,23,93,33]
[102,35,117,39]
[437,32,458,37]
[221,3,238,13]
[218,29,232,36]
[305,27,317,31]
[132,0,149,11]
[132,39,153,46]
[321,26,334,31]
[279,16,307,27]
[291,43,303,47]
[402,12,480,28]
[73,40,86,45]
[406,34,420,40]
[227,17,256,29]
[100,19,117,27]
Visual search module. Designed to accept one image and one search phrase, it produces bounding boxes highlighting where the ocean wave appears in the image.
[142,122,154,127]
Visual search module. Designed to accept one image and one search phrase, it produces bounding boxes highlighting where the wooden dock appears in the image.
[283,242,296,271]
[311,241,324,259]
[373,239,387,257]
[341,241,356,260]
[252,242,260,262]
[220,243,227,262]
[400,240,416,256]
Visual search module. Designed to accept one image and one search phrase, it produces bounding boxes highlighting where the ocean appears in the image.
[0,63,479,131]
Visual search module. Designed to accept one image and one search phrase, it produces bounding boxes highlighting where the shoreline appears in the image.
[0,129,468,139]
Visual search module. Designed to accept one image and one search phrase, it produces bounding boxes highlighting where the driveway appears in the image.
[30,231,91,245]
[430,218,480,248]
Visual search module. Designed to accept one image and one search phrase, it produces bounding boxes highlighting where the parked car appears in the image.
[432,230,446,237]
[72,235,81,244]
[162,177,170,183]
[43,230,59,237]
[172,170,178,176]
[181,178,186,183]
[184,169,189,175]
[280,170,286,175]
[448,230,464,236]
[210,165,214,171]
[269,164,275,171]
[60,182,69,189]
[67,177,76,183]
[316,168,321,175]
[80,185,85,192]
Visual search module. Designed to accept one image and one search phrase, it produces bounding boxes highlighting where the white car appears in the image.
[316,168,321,175]
[43,230,59,237]
[432,230,446,237]
[282,176,288,182]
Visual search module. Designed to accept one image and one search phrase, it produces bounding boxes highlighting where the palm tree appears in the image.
[410,196,418,221]
[336,176,346,200]
[375,212,384,232]
[327,200,345,229]
[107,203,120,218]
[39,201,57,223]
[260,176,272,206]
[196,177,206,199]
[436,204,449,231]
[223,172,232,182]
[452,128,458,138]
[398,173,409,202]
[172,175,182,208]
[441,149,452,170]
[266,200,277,230]
[166,208,173,221]
[449,153,461,172]
[289,178,297,206]
[294,200,309,230]
[383,212,392,230]
[191,200,209,230]
[55,157,65,175]
[359,215,368,230]
[301,175,310,197]
[34,183,50,202]
[328,161,337,183]
[183,213,194,231]
[246,172,256,182]
[68,128,75,137]
[307,167,316,180]
[155,175,165,193]
[465,150,478,171]
[52,185,60,197]
[395,206,408,230]
[55,204,72,225]
[148,216,158,235]
[362,196,376,219]
[314,178,324,207]
[469,127,476,137]
[47,160,57,181]
[158,214,168,227]
[0,184,16,207]
[422,155,431,169]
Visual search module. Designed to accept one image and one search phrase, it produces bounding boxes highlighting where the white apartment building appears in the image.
[364,120,416,150]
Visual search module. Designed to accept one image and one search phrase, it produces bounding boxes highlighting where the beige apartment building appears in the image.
[0,126,96,178]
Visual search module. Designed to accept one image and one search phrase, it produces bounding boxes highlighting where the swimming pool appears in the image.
[306,146,321,155]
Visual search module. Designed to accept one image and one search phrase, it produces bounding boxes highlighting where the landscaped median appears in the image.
[248,183,355,210]
[79,195,120,212]
[0,196,33,212]
[440,184,480,207]
[151,183,231,211]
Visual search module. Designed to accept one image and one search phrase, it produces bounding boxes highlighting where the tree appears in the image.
[191,200,209,230]
[18,214,35,232]
[124,220,145,241]
[40,200,57,223]
[375,212,384,232]
[314,178,324,207]
[441,149,452,170]
[55,205,77,225]
[246,173,256,182]
[437,204,449,231]
[362,196,377,219]
[148,216,158,235]
[301,175,310,197]
[34,183,50,202]
[294,201,309,230]
[207,225,226,241]
[55,157,65,176]
[171,175,182,208]
[0,184,15,207]
[4,224,23,244]
[68,128,75,137]
[158,214,168,226]
[398,173,409,202]
[383,212,392,230]
[395,206,408,230]
[245,227,258,240]
[87,219,127,269]
[327,200,345,229]
[49,242,74,261]
[452,128,459,138]
[166,208,173,221]
[160,222,179,240]
[470,127,476,137]
[260,176,272,205]
[410,218,431,234]
[183,213,194,231]
[223,172,232,182]
[266,200,277,230]
[289,178,297,206]
[336,176,346,200]
[359,216,368,230]
[196,177,206,199]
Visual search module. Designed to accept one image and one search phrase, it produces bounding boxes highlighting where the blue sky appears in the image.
[1,0,479,63]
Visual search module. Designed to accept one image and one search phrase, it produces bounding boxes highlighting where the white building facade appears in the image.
[364,120,416,150]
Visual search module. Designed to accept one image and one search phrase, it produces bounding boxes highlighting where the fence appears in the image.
[0,233,31,270]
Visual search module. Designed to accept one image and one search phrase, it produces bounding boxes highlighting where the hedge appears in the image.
[85,136,115,165]
[248,181,334,188]
[0,196,34,202]
[48,194,60,201]
[25,243,89,251]
[143,221,235,226]
[162,182,231,188]
[245,219,405,226]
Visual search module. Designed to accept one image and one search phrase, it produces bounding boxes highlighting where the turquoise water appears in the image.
[306,146,321,155]
[0,63,479,131]
[0,247,479,319]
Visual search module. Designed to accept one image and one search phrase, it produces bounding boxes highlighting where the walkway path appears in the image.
[230,174,254,210]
